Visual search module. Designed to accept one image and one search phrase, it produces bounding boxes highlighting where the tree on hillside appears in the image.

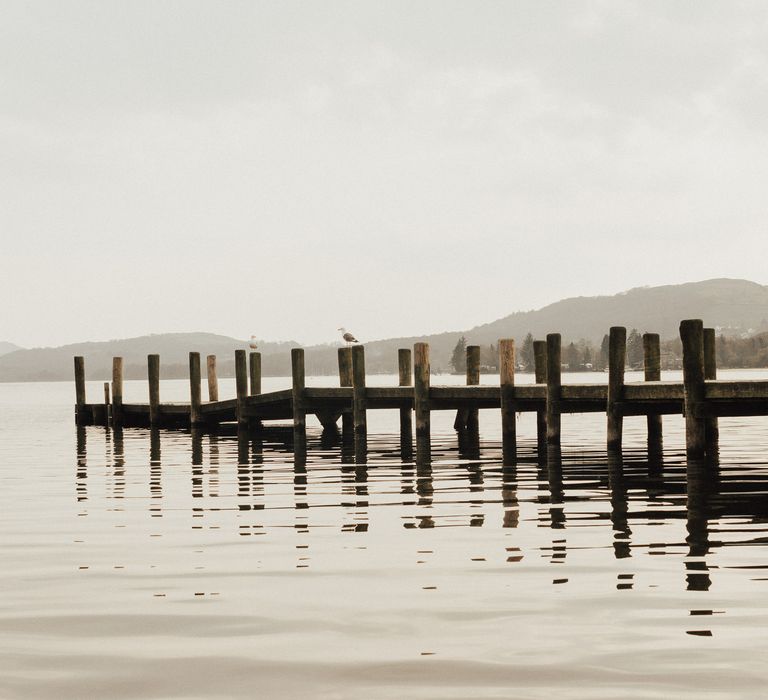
[520,333,534,371]
[450,336,467,373]
[599,334,610,369]
[627,329,643,368]
[480,343,498,371]
[565,342,580,370]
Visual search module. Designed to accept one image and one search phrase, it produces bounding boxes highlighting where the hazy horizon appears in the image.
[4,1,768,348]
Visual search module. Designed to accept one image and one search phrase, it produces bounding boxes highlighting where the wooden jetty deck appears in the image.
[74,320,768,464]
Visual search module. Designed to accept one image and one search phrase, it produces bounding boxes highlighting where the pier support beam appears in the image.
[291,348,307,464]
[534,340,547,456]
[607,327,626,452]
[235,349,248,429]
[499,339,516,464]
[545,334,561,447]
[398,348,413,437]
[338,347,353,437]
[112,357,123,429]
[189,352,202,427]
[148,354,160,426]
[414,342,431,463]
[249,352,261,396]
[642,333,663,460]
[456,345,480,432]
[680,319,706,460]
[102,382,111,426]
[74,356,87,425]
[703,327,720,460]
[352,345,367,460]
[206,355,218,402]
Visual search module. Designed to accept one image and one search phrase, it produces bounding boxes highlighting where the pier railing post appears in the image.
[703,327,719,459]
[414,342,431,462]
[112,357,123,428]
[148,354,160,426]
[642,333,662,458]
[607,326,626,451]
[235,349,248,429]
[189,352,202,426]
[533,340,547,455]
[249,351,262,396]
[74,356,86,425]
[352,345,367,458]
[206,355,218,402]
[338,347,353,436]
[545,334,561,446]
[291,348,307,462]
[398,348,413,437]
[499,339,516,463]
[680,319,706,460]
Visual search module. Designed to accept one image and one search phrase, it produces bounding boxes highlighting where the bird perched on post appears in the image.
[338,327,359,345]
[249,336,258,350]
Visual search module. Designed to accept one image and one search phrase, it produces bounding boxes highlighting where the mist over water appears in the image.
[3,373,768,698]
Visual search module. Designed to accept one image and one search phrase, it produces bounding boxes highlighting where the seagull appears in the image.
[338,327,359,345]
[249,335,259,350]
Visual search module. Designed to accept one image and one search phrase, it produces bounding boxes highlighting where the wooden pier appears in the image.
[74,320,768,464]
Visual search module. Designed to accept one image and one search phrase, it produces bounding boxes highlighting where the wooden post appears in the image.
[680,319,706,460]
[414,342,431,462]
[398,348,412,437]
[148,354,160,426]
[607,327,626,451]
[534,340,547,455]
[466,345,480,431]
[74,356,86,424]
[235,349,248,428]
[545,334,561,446]
[111,357,123,428]
[189,352,202,426]
[103,382,111,426]
[352,345,367,455]
[291,348,306,461]
[642,333,663,457]
[499,339,516,463]
[249,352,261,396]
[703,327,719,457]
[206,355,218,402]
[338,347,353,436]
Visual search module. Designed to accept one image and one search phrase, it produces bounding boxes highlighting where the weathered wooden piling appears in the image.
[74,356,86,424]
[249,352,261,396]
[414,342,431,461]
[499,339,516,463]
[235,349,248,428]
[352,345,367,454]
[533,340,547,454]
[148,354,160,426]
[111,357,123,428]
[102,382,111,425]
[680,319,706,459]
[703,327,719,457]
[291,348,307,462]
[462,345,481,431]
[189,352,202,426]
[206,355,218,402]
[642,333,662,455]
[607,327,626,451]
[398,348,413,436]
[338,347,353,435]
[546,334,561,446]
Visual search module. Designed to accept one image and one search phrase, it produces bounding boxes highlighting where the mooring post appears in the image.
[534,340,547,455]
[148,354,160,426]
[607,326,627,451]
[291,348,307,461]
[466,345,480,431]
[642,333,663,456]
[74,356,86,425]
[499,339,516,463]
[546,334,561,446]
[352,345,367,453]
[703,327,719,458]
[103,382,111,426]
[189,352,202,426]
[338,347,353,436]
[235,349,248,429]
[111,357,123,428]
[414,342,431,461]
[249,351,262,396]
[680,319,706,460]
[206,355,218,402]
[398,348,413,436]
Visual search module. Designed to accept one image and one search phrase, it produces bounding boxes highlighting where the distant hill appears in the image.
[0,341,22,357]
[2,278,767,381]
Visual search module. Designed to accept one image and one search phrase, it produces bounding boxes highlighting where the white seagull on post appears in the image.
[338,327,359,345]
[249,335,259,350]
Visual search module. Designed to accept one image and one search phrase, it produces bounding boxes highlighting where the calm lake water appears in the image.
[3,371,768,699]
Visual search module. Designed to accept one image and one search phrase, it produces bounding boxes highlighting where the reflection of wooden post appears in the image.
[414,342,431,463]
[534,341,547,455]
[249,352,261,396]
[112,357,123,428]
[189,352,202,426]
[352,345,367,455]
[291,348,306,462]
[642,333,662,456]
[545,334,561,446]
[398,349,412,436]
[703,327,719,458]
[338,347,353,436]
[74,356,86,424]
[607,327,626,451]
[499,339,516,463]
[235,349,248,428]
[148,354,160,426]
[206,355,218,402]
[680,320,706,460]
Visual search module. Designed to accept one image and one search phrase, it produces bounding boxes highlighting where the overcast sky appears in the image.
[3,1,768,348]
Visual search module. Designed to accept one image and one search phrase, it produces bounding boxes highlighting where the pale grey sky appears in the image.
[2,1,768,348]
